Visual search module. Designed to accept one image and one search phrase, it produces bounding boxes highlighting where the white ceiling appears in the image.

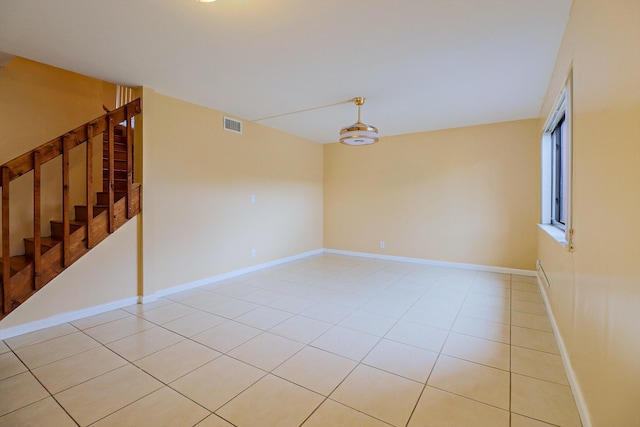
[0,0,572,143]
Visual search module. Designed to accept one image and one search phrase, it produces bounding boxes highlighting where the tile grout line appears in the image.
[0,256,574,426]
[509,273,513,427]
[4,338,81,426]
[403,268,480,427]
[297,263,426,427]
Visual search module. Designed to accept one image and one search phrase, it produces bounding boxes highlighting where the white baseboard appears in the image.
[0,297,138,340]
[536,273,592,427]
[323,248,537,276]
[153,249,324,299]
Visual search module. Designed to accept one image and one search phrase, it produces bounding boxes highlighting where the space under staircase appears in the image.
[0,99,142,320]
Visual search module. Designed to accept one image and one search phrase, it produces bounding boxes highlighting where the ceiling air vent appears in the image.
[224,116,242,134]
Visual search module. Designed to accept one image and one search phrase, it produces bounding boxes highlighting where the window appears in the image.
[541,73,572,250]
[551,113,566,228]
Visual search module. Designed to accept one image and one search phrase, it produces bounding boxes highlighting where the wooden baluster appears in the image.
[62,134,71,267]
[86,123,94,249]
[33,152,42,289]
[2,166,10,313]
[107,116,115,232]
[125,105,134,219]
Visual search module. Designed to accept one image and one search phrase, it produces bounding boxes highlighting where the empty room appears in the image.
[0,0,638,426]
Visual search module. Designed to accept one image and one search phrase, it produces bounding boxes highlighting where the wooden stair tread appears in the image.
[23,236,61,246]
[74,205,108,221]
[50,220,87,227]
[0,255,31,275]
[23,236,62,257]
[103,146,128,153]
[49,220,86,239]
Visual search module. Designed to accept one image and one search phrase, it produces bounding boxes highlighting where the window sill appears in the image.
[538,223,568,247]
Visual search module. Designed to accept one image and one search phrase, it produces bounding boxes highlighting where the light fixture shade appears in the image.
[339,123,379,146]
[339,97,379,146]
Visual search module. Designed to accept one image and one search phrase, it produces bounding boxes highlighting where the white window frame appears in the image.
[540,72,573,250]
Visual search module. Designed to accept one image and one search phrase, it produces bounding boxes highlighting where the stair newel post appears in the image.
[33,151,42,289]
[86,123,94,249]
[125,104,134,219]
[62,134,71,268]
[1,166,10,313]
[107,115,115,233]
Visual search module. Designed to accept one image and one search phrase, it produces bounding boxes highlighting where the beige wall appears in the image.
[324,119,540,271]
[537,0,640,425]
[140,89,323,294]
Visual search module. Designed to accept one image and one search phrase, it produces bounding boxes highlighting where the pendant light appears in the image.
[339,97,379,146]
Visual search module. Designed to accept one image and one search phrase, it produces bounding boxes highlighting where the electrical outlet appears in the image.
[380,241,385,249]
[251,248,256,257]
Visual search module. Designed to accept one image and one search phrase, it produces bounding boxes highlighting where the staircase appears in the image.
[0,99,142,319]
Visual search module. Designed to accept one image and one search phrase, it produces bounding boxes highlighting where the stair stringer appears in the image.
[0,216,138,337]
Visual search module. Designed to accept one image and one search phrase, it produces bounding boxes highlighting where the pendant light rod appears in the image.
[353,97,365,123]
[252,98,354,122]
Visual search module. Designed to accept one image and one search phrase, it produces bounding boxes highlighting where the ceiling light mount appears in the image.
[339,97,379,146]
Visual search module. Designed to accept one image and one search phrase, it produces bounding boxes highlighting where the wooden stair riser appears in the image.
[102,149,127,157]
[74,205,108,221]
[23,237,60,257]
[102,180,130,192]
[102,170,129,181]
[23,230,92,263]
[96,191,127,206]
[103,129,125,138]
[4,265,36,310]
[103,150,128,161]
[0,256,31,277]
[103,134,127,143]
[103,159,128,171]
[103,137,127,147]
[50,220,86,239]
[103,131,127,140]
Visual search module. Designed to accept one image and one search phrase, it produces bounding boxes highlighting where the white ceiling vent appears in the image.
[224,116,242,134]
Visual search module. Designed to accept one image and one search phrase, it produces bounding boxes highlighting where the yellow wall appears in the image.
[0,57,116,254]
[0,57,115,161]
[139,89,323,294]
[537,0,640,425]
[324,119,540,270]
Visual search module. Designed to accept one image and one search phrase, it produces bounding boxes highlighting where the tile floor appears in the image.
[0,254,583,427]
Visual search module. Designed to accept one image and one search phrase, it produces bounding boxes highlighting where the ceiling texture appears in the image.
[0,0,572,143]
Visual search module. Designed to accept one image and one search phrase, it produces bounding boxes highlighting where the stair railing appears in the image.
[0,98,141,314]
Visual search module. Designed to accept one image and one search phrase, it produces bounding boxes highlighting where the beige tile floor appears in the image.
[0,254,583,427]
